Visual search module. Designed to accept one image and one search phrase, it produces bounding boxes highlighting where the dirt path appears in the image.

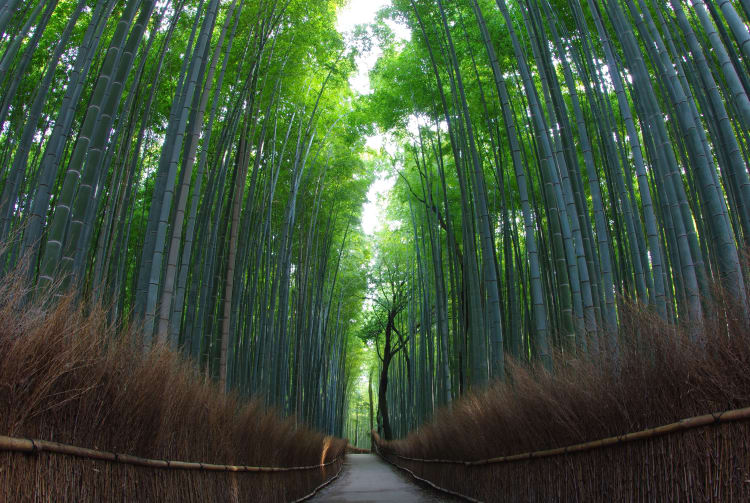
[312,453,456,502]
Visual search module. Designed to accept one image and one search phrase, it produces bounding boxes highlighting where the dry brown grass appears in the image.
[0,270,345,502]
[375,293,750,501]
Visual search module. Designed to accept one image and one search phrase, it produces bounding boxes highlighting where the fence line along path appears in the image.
[373,406,750,502]
[0,435,341,473]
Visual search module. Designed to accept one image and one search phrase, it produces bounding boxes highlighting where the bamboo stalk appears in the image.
[0,435,343,472]
[373,406,750,466]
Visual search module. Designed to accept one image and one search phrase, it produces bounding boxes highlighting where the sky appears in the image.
[336,0,410,95]
[336,0,410,235]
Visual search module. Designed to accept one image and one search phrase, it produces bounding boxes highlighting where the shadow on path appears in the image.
[313,454,460,502]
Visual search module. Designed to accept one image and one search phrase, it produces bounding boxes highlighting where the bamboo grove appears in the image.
[0,0,375,436]
[360,0,750,440]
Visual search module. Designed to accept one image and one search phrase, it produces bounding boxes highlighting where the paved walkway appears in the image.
[313,454,455,502]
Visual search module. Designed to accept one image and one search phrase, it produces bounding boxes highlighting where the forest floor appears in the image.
[313,454,458,502]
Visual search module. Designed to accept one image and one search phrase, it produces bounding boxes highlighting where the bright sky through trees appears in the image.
[336,0,410,94]
[337,0,407,235]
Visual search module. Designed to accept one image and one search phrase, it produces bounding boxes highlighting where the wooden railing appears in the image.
[0,434,341,473]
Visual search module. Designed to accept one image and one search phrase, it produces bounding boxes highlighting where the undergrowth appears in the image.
[0,270,345,502]
[381,291,750,462]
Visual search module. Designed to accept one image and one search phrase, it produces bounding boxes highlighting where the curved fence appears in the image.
[373,406,750,502]
[0,434,345,502]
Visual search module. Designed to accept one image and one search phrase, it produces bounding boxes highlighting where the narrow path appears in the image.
[313,454,455,502]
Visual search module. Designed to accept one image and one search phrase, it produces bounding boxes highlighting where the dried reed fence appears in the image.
[372,296,750,502]
[374,407,750,501]
[0,434,344,502]
[0,270,347,502]
[0,434,343,472]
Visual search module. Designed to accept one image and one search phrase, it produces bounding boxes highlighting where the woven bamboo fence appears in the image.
[0,434,345,502]
[373,406,750,502]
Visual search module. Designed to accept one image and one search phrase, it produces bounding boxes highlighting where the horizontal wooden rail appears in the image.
[0,435,342,472]
[377,405,750,466]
